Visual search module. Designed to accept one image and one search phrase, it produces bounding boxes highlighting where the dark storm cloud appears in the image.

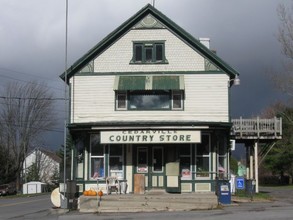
[0,0,289,147]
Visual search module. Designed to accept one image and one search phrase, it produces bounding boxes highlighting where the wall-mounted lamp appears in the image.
[228,75,240,87]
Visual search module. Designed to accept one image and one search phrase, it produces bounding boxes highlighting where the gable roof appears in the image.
[60,4,239,82]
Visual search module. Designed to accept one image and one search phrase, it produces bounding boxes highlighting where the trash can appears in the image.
[217,180,231,205]
[66,180,78,210]
[119,180,128,194]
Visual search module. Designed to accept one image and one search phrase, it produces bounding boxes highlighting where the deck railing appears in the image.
[231,117,282,139]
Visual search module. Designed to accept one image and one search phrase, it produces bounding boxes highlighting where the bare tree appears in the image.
[0,82,56,189]
[274,3,293,98]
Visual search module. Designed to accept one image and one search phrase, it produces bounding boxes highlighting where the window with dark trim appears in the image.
[131,41,167,64]
[195,134,211,178]
[115,90,184,111]
[90,134,105,179]
[172,91,183,110]
[180,145,191,180]
[109,145,124,179]
[116,92,127,110]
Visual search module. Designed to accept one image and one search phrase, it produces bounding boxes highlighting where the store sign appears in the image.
[100,130,201,144]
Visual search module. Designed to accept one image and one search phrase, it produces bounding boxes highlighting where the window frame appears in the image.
[179,144,192,180]
[131,41,168,64]
[137,147,148,173]
[172,90,184,110]
[115,90,184,111]
[218,138,228,179]
[116,91,127,110]
[195,134,211,179]
[152,146,164,173]
[90,134,105,180]
[109,145,124,180]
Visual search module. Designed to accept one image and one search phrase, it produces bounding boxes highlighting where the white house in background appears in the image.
[23,148,61,184]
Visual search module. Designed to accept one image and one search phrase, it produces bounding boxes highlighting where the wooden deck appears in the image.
[231,117,282,140]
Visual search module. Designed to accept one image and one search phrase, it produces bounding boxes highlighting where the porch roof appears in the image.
[67,121,233,132]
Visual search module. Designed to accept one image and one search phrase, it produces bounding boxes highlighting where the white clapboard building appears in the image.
[61,4,239,194]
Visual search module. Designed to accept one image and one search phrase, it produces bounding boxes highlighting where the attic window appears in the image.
[131,41,168,64]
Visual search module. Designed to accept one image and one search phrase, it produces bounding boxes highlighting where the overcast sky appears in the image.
[0,0,290,149]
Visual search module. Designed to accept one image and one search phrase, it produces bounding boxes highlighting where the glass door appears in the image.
[151,147,164,188]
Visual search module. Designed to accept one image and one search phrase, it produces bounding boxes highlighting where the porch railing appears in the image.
[231,117,282,139]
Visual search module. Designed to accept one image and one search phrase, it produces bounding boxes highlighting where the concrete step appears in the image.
[79,193,218,213]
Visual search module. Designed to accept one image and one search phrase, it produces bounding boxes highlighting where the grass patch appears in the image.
[234,190,272,201]
[260,184,293,189]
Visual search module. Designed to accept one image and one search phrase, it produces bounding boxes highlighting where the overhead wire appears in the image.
[0,122,64,133]
[0,66,65,92]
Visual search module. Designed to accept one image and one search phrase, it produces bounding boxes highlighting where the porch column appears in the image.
[126,144,133,193]
[249,146,254,179]
[246,145,250,178]
[254,141,259,193]
[84,150,88,180]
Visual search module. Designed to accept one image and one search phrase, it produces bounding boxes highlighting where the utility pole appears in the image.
[61,0,68,209]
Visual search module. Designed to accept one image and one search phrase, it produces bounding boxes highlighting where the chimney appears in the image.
[199,38,210,49]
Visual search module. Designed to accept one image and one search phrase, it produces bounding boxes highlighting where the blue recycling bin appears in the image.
[217,180,231,204]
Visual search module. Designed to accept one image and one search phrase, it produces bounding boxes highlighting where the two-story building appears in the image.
[61,4,239,194]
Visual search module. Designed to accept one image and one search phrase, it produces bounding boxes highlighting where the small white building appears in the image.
[23,181,47,194]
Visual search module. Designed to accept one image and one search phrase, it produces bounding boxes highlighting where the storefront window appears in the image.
[91,158,104,179]
[76,139,84,179]
[218,138,227,179]
[109,145,124,179]
[137,147,148,173]
[196,134,210,178]
[153,147,163,172]
[180,145,191,180]
[90,134,105,179]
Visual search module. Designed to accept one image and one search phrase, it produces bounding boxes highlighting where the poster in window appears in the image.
[182,169,191,178]
[137,165,148,173]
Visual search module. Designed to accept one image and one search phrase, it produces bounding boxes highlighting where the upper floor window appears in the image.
[131,41,167,64]
[116,90,184,111]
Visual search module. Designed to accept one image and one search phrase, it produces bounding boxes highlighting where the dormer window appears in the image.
[131,41,168,64]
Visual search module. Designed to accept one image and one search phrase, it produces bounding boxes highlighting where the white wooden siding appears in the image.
[70,74,229,123]
[93,29,206,73]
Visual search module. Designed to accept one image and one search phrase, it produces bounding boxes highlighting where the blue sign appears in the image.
[236,177,245,189]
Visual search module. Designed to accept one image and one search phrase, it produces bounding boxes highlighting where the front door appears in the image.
[136,146,164,190]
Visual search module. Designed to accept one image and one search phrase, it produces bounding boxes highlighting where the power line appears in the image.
[0,67,61,83]
[0,73,64,91]
[0,96,67,101]
[0,101,68,114]
[0,123,64,133]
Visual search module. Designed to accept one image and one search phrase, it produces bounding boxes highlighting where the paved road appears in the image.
[0,194,52,219]
[1,187,293,219]
[261,186,293,204]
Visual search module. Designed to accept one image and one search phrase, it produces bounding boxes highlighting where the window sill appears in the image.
[115,109,184,111]
[129,60,169,65]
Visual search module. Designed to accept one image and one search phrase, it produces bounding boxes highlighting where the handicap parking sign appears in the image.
[236,177,245,189]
